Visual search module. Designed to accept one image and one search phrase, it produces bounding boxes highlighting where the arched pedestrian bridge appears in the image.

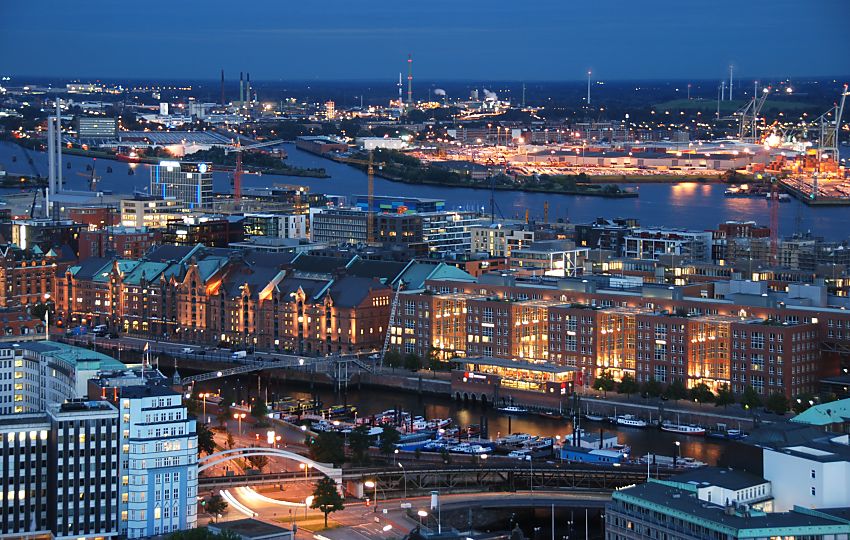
[199,447,342,484]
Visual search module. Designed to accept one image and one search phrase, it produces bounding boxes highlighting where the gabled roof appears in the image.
[328,276,390,308]
[196,257,229,283]
[277,275,333,301]
[145,244,198,263]
[346,257,408,285]
[221,264,283,299]
[290,254,352,274]
[93,260,139,283]
[69,257,113,280]
[122,261,170,285]
[396,261,475,290]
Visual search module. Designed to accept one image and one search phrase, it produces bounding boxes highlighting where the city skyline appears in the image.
[2,0,849,80]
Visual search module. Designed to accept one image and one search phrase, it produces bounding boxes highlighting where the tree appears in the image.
[247,454,270,472]
[403,353,421,372]
[426,348,445,371]
[226,432,235,450]
[205,493,228,519]
[197,423,216,456]
[379,426,401,458]
[216,400,231,428]
[384,350,402,369]
[765,393,789,415]
[592,371,616,396]
[311,476,345,528]
[250,398,269,425]
[309,432,345,466]
[348,424,372,466]
[617,373,639,397]
[689,383,715,404]
[641,378,663,398]
[715,384,736,409]
[664,380,688,401]
[740,386,762,411]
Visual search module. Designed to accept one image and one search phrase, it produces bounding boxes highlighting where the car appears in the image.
[180,347,195,354]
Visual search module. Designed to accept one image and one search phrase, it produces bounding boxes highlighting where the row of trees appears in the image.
[307,424,401,467]
[591,371,796,415]
[383,350,451,372]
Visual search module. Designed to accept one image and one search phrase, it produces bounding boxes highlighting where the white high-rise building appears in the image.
[90,370,198,538]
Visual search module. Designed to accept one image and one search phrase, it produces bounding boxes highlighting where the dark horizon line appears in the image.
[5,74,850,85]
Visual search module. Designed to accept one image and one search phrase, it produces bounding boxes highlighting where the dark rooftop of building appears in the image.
[209,518,292,539]
[615,481,847,532]
[671,467,767,491]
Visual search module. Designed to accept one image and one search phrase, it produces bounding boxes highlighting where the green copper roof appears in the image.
[792,398,850,426]
[16,341,125,371]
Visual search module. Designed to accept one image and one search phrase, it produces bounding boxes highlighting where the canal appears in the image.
[1,141,848,239]
[195,373,730,467]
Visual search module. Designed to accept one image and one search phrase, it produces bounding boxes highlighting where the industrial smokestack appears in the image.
[407,54,413,105]
[55,99,62,193]
[239,72,244,104]
[246,72,251,105]
[220,69,225,106]
[47,115,55,202]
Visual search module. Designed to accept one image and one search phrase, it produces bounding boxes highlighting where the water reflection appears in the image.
[0,141,846,240]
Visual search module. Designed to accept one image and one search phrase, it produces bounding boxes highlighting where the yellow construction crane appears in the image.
[341,151,386,244]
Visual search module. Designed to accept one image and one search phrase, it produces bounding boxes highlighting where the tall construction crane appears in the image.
[769,176,780,266]
[342,151,385,244]
[737,85,771,141]
[380,280,403,367]
[224,139,287,201]
[76,158,101,191]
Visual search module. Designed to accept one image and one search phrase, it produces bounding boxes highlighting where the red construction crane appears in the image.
[225,138,287,201]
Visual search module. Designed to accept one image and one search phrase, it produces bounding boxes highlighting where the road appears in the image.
[215,487,611,540]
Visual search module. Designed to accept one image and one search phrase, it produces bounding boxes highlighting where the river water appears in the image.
[196,374,728,467]
[1,141,848,239]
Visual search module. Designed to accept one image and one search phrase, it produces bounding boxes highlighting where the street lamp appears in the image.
[304,495,314,519]
[674,441,681,468]
[299,463,313,479]
[365,480,378,513]
[393,448,399,465]
[233,412,246,436]
[417,510,428,526]
[198,393,208,423]
[397,462,407,500]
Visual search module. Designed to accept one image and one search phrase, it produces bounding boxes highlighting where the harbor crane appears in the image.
[737,84,771,142]
[816,84,849,164]
[224,138,287,201]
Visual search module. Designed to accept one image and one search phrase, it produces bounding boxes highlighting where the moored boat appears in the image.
[660,422,706,436]
[614,414,648,428]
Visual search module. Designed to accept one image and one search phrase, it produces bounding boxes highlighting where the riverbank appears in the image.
[330,154,638,198]
[170,357,771,430]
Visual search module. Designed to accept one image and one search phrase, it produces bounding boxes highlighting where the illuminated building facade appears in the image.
[149,161,213,210]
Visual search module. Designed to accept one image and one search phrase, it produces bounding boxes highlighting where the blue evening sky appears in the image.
[1,0,848,81]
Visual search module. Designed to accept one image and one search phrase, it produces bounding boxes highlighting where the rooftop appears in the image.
[670,467,768,491]
[791,398,850,426]
[2,341,125,371]
[209,518,292,539]
[614,481,850,535]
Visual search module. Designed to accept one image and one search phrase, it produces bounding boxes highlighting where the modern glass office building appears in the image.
[150,161,213,210]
